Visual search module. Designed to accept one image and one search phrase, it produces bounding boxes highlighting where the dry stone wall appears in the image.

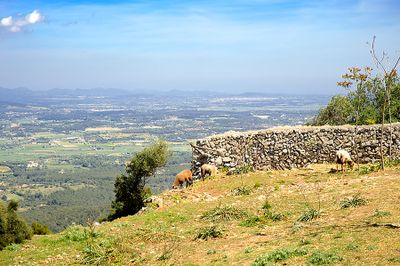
[191,123,400,175]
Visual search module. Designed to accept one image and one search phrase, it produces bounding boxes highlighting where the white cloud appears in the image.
[0,10,44,32]
[1,16,13,27]
[26,10,43,24]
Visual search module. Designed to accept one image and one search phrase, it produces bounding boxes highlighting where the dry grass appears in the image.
[1,163,400,265]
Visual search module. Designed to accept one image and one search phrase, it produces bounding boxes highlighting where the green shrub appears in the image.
[0,201,32,250]
[196,225,223,240]
[307,251,342,265]
[31,221,52,235]
[340,195,367,209]
[201,205,248,222]
[359,163,381,174]
[385,159,400,168]
[108,140,169,220]
[297,209,321,222]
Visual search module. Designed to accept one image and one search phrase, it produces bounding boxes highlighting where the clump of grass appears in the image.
[345,242,359,251]
[388,256,400,263]
[61,225,90,242]
[231,185,252,196]
[265,211,285,222]
[3,243,20,251]
[244,247,253,254]
[360,163,381,174]
[297,209,321,222]
[240,216,263,227]
[81,222,112,265]
[81,239,114,265]
[254,181,262,189]
[384,159,400,168]
[207,249,217,255]
[251,247,307,265]
[307,251,342,265]
[340,195,367,209]
[262,200,272,211]
[371,209,391,218]
[260,200,285,222]
[201,205,248,222]
[300,238,312,246]
[196,225,223,240]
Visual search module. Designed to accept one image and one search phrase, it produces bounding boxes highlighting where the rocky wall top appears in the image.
[191,123,400,175]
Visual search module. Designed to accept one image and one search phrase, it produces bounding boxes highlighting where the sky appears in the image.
[0,0,399,94]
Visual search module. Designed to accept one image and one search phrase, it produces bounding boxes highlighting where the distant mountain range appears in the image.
[0,87,332,106]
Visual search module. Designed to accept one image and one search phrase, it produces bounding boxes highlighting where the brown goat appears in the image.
[200,164,217,181]
[172,169,193,189]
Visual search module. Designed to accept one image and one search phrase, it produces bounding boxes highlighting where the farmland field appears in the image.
[0,88,329,231]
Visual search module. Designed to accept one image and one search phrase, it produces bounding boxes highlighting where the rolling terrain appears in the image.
[0,163,399,265]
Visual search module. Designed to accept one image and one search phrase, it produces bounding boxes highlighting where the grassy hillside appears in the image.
[1,163,400,265]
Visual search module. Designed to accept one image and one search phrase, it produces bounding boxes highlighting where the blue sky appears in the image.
[0,0,399,94]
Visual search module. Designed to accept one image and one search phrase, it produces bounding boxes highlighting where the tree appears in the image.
[338,67,372,170]
[370,36,400,168]
[310,95,353,126]
[108,140,169,220]
[0,200,32,250]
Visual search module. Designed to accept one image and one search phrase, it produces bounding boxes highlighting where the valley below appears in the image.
[0,88,329,232]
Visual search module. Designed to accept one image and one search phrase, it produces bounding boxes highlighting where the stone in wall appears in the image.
[191,123,400,176]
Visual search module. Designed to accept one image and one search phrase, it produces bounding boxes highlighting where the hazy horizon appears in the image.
[1,0,399,94]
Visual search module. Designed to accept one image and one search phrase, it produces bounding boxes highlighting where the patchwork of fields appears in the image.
[0,90,327,231]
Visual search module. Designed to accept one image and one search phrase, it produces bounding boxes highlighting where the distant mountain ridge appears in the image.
[0,87,332,106]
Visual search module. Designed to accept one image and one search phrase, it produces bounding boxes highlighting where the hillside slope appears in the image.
[1,164,400,265]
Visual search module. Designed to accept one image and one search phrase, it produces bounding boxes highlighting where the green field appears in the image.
[0,127,192,232]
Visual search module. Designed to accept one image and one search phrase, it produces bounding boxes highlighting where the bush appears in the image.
[201,205,248,222]
[0,201,32,250]
[359,164,381,174]
[31,221,52,235]
[340,195,367,209]
[108,140,169,220]
[196,225,223,240]
[310,95,353,126]
[307,251,342,265]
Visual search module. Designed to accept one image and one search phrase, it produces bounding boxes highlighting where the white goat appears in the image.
[336,149,354,173]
